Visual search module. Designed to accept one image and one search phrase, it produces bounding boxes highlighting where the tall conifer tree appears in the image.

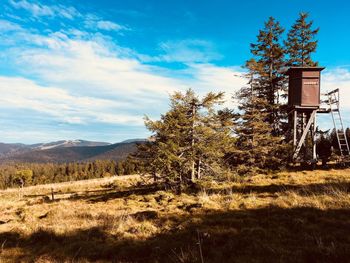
[232,75,288,173]
[247,17,286,135]
[285,12,319,67]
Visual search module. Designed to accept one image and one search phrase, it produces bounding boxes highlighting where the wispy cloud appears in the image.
[9,0,80,20]
[96,20,125,31]
[0,76,143,125]
[0,17,245,142]
[5,26,244,109]
[0,19,22,31]
[84,15,127,32]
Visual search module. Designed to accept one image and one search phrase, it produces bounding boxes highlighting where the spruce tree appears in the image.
[247,17,286,135]
[285,12,319,67]
[232,82,287,173]
[132,89,235,184]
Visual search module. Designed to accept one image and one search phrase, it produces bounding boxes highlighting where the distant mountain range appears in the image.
[31,139,111,150]
[0,139,146,164]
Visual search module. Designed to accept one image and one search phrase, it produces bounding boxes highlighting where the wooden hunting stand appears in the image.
[287,67,324,162]
[287,66,350,163]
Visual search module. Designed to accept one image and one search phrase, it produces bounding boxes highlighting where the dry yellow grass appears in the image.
[0,168,349,262]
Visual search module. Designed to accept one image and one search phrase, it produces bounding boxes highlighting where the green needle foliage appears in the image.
[231,81,289,174]
[285,12,319,67]
[247,17,287,136]
[134,89,235,185]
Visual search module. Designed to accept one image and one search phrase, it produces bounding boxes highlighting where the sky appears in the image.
[0,0,350,144]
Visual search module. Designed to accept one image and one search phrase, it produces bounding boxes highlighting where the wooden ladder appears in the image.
[326,89,350,156]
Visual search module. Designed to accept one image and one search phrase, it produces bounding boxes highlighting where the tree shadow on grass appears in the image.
[1,206,349,263]
[23,183,166,204]
[23,181,350,205]
[208,181,350,196]
[81,183,166,203]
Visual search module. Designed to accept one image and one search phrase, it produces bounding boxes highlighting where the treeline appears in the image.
[0,159,142,189]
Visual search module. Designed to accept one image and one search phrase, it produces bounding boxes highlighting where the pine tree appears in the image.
[285,12,319,67]
[248,17,286,135]
[133,89,235,184]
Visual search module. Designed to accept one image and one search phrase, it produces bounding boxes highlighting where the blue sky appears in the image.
[0,0,350,143]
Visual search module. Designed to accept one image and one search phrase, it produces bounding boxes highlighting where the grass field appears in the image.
[0,169,349,262]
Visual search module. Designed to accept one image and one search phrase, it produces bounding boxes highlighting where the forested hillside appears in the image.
[0,142,137,164]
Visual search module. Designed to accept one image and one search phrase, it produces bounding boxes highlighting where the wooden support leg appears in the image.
[313,113,317,160]
[293,110,297,150]
[293,110,317,160]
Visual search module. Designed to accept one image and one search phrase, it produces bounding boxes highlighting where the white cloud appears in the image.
[12,33,245,103]
[9,0,80,19]
[3,28,183,96]
[323,68,350,111]
[9,0,53,17]
[0,19,22,31]
[0,25,245,128]
[84,14,127,32]
[96,20,125,31]
[0,76,143,125]
[0,5,246,143]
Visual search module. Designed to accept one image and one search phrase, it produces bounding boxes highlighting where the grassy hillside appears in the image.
[0,169,349,262]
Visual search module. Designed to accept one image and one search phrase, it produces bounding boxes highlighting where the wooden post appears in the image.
[293,110,297,150]
[51,188,54,201]
[313,112,317,160]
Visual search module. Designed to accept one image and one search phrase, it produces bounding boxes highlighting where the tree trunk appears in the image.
[197,159,201,179]
[191,102,196,182]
